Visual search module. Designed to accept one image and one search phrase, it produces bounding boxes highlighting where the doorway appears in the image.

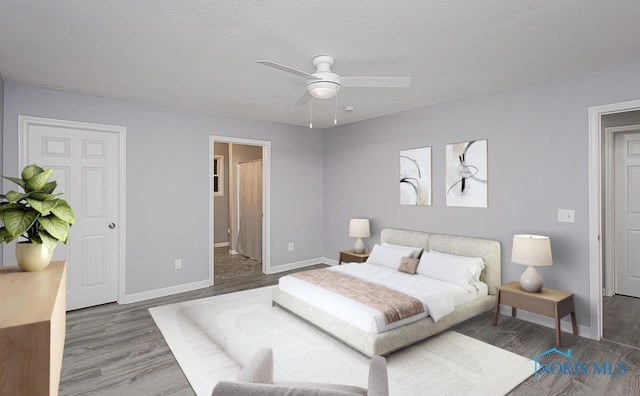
[588,101,640,344]
[601,119,640,348]
[209,136,270,285]
[18,116,126,310]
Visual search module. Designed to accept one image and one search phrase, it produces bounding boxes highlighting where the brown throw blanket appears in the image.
[290,268,425,324]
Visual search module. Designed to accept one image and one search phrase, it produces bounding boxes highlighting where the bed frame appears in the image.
[272,228,501,357]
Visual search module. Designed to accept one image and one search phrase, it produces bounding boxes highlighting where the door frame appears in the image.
[209,135,271,285]
[603,125,640,297]
[588,99,640,340]
[18,115,127,304]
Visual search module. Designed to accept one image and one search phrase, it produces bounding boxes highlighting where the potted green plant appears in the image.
[0,164,75,271]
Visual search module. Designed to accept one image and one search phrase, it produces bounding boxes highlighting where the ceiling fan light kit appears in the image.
[308,80,340,99]
[255,54,411,126]
[307,56,341,99]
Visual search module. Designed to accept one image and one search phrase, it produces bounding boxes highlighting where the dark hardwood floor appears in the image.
[454,312,640,395]
[213,246,263,281]
[60,263,640,396]
[60,264,328,396]
[603,294,640,349]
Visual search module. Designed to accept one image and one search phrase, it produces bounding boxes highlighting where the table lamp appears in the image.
[349,219,370,254]
[511,234,553,293]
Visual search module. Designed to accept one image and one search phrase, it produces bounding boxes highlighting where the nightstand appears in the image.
[338,250,369,265]
[492,281,578,347]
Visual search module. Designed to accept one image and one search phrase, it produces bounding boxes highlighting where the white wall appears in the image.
[213,142,230,244]
[2,83,324,295]
[322,60,640,328]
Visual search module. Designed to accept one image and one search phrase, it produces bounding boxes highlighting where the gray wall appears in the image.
[322,60,640,328]
[213,142,230,244]
[2,83,324,294]
[0,72,4,266]
[4,58,640,326]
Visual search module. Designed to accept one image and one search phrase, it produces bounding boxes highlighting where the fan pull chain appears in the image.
[334,94,338,125]
[309,99,313,129]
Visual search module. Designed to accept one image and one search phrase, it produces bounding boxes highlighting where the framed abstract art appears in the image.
[400,146,432,206]
[445,139,488,207]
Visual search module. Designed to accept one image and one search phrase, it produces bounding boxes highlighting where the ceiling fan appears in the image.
[255,55,412,105]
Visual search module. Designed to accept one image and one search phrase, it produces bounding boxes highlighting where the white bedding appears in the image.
[278,263,488,334]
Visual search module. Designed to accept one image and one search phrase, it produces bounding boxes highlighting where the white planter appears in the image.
[16,243,54,272]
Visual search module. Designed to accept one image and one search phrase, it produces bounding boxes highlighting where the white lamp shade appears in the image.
[348,219,370,238]
[511,234,553,267]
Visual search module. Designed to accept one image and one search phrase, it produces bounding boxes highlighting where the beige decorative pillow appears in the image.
[398,257,419,274]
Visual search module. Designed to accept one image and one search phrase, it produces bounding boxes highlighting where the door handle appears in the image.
[108,223,116,229]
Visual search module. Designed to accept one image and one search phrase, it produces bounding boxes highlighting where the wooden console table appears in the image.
[492,281,577,347]
[0,261,67,396]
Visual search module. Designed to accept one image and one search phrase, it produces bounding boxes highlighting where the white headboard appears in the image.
[380,228,501,295]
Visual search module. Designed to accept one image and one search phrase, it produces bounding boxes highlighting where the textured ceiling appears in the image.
[1,1,639,129]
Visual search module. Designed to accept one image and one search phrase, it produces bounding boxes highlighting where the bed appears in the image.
[272,228,501,357]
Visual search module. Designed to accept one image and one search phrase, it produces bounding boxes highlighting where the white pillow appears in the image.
[366,244,414,269]
[416,251,479,291]
[381,242,423,258]
[429,249,485,283]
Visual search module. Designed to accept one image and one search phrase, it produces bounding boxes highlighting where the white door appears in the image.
[20,116,124,310]
[614,130,640,297]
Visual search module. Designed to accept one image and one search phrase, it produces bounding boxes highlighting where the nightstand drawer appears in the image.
[338,250,369,265]
[499,290,555,317]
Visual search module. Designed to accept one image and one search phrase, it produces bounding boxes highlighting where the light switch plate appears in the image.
[558,209,575,223]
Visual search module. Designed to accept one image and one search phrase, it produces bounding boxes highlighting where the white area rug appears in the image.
[149,286,535,396]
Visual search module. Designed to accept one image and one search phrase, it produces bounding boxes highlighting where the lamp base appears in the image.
[520,266,544,292]
[353,238,365,254]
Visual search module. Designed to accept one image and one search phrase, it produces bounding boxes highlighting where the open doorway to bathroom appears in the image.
[210,136,271,284]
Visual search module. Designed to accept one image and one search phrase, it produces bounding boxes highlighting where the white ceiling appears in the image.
[1,1,639,129]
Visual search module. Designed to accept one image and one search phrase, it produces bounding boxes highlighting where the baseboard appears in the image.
[124,279,210,304]
[324,257,339,266]
[269,257,333,274]
[498,306,590,338]
[214,242,230,248]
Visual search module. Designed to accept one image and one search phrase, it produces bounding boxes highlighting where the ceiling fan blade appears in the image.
[293,91,311,106]
[341,76,412,88]
[255,60,319,80]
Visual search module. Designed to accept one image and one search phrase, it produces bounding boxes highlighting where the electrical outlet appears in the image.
[174,259,182,269]
[288,243,294,251]
[558,209,575,223]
